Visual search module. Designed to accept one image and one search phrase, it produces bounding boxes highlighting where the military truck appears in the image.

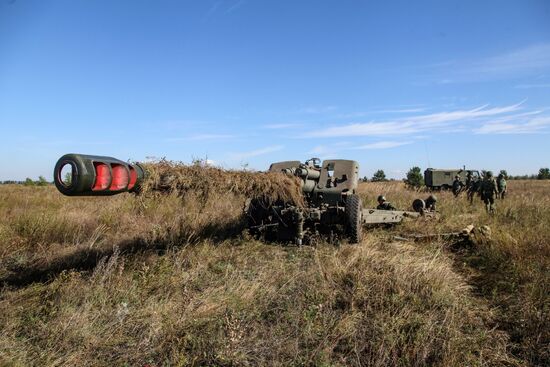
[424,168,480,190]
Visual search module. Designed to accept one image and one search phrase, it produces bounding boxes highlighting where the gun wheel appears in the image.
[246,198,271,236]
[412,199,426,213]
[345,194,363,244]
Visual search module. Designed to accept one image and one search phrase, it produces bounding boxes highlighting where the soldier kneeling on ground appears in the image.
[413,195,437,216]
[377,195,396,210]
[425,194,437,212]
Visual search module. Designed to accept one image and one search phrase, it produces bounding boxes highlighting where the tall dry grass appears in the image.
[0,180,548,366]
[358,180,550,366]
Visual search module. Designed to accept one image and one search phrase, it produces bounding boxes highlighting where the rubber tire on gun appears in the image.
[345,194,363,244]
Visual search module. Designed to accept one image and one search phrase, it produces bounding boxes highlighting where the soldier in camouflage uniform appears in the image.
[452,175,464,197]
[425,194,437,211]
[496,173,507,199]
[467,176,480,204]
[466,171,472,187]
[377,195,396,210]
[479,171,498,213]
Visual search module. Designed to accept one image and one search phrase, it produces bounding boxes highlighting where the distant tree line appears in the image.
[359,167,550,184]
[1,176,51,186]
[3,167,550,187]
[507,168,550,180]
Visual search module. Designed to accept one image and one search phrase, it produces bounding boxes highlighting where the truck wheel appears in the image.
[345,194,363,244]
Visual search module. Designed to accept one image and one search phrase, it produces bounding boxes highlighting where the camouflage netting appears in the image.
[139,160,304,206]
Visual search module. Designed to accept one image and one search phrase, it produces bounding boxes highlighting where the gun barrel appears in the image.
[54,153,145,196]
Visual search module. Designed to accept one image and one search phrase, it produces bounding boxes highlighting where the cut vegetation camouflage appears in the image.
[140,159,305,207]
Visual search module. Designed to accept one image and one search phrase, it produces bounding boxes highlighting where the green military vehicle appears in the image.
[424,168,480,190]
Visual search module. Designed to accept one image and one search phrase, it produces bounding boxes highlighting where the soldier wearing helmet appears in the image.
[467,175,480,205]
[496,172,507,199]
[425,194,437,211]
[479,171,498,213]
[376,195,396,210]
[452,175,464,197]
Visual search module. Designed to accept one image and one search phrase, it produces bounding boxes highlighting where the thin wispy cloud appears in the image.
[375,108,426,113]
[308,142,351,155]
[514,83,550,89]
[308,145,330,155]
[336,108,426,119]
[471,43,550,75]
[230,145,284,160]
[263,123,304,129]
[226,0,245,13]
[299,106,338,114]
[431,43,550,83]
[475,116,550,134]
[306,102,526,138]
[165,134,235,142]
[308,141,410,159]
[205,1,222,17]
[352,141,412,150]
[203,0,245,19]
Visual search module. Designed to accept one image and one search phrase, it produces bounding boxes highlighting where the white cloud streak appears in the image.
[263,123,303,129]
[165,134,235,142]
[299,106,338,114]
[470,43,550,75]
[474,116,550,134]
[230,145,284,160]
[335,108,426,119]
[226,0,245,13]
[430,43,550,83]
[306,102,525,138]
[352,141,412,150]
[514,83,550,89]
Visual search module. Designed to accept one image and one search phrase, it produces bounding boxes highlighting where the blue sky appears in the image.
[1,0,549,180]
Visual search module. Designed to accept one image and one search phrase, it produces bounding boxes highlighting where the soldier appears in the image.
[497,173,507,199]
[425,194,437,211]
[466,171,473,187]
[377,195,396,210]
[452,175,464,197]
[467,177,479,204]
[479,171,498,213]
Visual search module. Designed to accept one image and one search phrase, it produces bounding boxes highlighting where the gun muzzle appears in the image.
[54,154,145,196]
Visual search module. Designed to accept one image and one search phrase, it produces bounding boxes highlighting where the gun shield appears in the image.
[54,154,145,196]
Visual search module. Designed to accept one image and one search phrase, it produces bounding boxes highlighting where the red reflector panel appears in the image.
[92,163,110,191]
[128,166,137,190]
[110,164,129,191]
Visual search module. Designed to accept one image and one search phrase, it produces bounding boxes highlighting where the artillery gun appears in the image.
[246,158,363,245]
[247,158,426,245]
[53,154,425,246]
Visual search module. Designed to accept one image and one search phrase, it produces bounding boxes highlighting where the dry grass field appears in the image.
[0,179,548,366]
